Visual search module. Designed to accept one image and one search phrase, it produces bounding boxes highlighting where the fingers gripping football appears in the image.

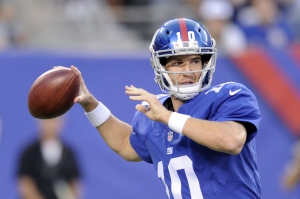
[69,66,93,105]
[53,66,93,107]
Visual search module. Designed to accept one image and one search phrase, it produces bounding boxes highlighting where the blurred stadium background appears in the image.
[0,0,300,198]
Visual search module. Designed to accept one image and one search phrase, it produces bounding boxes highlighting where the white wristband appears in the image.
[85,102,111,127]
[168,112,191,134]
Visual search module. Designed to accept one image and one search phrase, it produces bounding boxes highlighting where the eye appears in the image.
[166,60,180,67]
[170,61,182,67]
[191,59,201,64]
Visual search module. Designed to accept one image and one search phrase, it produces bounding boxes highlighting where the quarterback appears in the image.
[66,18,262,199]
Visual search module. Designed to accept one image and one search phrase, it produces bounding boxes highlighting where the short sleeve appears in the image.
[211,83,261,142]
[130,132,152,163]
[129,111,153,164]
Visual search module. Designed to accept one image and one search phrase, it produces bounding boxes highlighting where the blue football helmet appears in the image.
[149,18,217,100]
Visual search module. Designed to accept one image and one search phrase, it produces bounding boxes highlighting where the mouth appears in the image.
[179,81,194,85]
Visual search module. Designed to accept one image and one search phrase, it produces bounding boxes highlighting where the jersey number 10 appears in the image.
[157,155,204,199]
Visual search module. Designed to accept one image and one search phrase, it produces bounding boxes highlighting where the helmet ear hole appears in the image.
[201,54,211,65]
[203,70,211,85]
[159,57,167,66]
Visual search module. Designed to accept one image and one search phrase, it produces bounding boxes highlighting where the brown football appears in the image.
[28,68,80,119]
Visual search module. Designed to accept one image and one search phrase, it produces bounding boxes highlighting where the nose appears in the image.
[181,63,195,79]
[182,62,193,71]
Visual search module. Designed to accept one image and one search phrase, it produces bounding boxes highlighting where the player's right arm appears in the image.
[97,112,141,162]
[70,66,141,162]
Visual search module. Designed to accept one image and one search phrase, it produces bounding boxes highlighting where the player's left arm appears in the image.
[126,85,248,155]
[178,84,258,155]
[182,119,246,155]
[174,84,252,155]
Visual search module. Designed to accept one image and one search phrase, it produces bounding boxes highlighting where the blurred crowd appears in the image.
[0,1,27,49]
[0,0,300,53]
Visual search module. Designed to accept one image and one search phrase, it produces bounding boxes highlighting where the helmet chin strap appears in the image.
[172,91,199,101]
[169,83,201,100]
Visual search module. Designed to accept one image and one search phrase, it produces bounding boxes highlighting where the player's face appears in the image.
[165,55,203,85]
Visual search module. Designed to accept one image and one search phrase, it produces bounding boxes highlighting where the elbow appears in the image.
[227,144,243,155]
[121,155,132,161]
[113,148,132,161]
[223,137,245,155]
[123,155,141,162]
[115,147,141,162]
[221,122,247,155]
[220,142,243,155]
[121,152,141,162]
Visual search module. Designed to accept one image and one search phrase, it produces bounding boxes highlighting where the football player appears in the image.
[68,18,262,199]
